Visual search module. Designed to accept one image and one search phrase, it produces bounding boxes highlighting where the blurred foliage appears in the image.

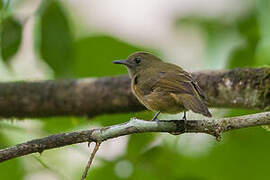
[37,0,73,77]
[126,133,156,161]
[36,0,155,78]
[0,0,7,13]
[175,16,233,49]
[92,111,153,127]
[227,12,260,68]
[0,0,270,179]
[73,36,143,77]
[0,0,22,63]
[0,16,22,62]
[87,127,270,180]
[176,5,269,68]
[41,116,87,134]
[256,0,270,66]
[0,133,24,179]
[175,15,237,69]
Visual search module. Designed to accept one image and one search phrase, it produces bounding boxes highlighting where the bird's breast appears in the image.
[132,82,184,114]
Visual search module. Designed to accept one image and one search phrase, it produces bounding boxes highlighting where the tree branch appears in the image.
[0,112,270,162]
[0,67,269,118]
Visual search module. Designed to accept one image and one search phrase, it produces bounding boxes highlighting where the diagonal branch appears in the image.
[81,142,101,180]
[0,67,269,118]
[0,112,270,162]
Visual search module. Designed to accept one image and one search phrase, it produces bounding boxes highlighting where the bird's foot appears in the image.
[151,111,161,122]
[151,117,160,122]
[182,111,187,121]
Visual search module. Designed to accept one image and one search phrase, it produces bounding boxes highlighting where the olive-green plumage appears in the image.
[113,52,212,119]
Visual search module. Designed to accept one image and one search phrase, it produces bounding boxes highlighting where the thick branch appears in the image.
[0,67,269,118]
[0,112,270,162]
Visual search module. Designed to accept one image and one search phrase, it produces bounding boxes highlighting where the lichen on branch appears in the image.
[0,112,270,163]
[0,67,268,119]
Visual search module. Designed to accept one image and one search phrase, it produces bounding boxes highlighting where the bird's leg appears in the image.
[182,111,187,121]
[151,111,161,121]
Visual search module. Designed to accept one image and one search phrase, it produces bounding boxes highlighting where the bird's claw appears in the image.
[151,117,160,122]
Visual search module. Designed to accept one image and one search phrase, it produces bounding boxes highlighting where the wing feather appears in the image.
[150,70,211,117]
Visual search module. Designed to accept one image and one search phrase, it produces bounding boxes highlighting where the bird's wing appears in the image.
[151,70,202,97]
[151,70,211,117]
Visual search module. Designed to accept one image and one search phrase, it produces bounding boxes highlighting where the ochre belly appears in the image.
[133,87,185,114]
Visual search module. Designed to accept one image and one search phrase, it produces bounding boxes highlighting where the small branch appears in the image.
[0,112,270,162]
[0,67,268,118]
[81,142,101,180]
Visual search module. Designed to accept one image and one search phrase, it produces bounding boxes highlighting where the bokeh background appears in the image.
[0,0,270,179]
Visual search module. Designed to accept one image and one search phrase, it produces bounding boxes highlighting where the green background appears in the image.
[0,0,270,179]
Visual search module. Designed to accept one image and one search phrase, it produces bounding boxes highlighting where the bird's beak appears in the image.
[113,59,130,67]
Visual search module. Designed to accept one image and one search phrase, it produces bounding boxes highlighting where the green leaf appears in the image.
[41,117,87,133]
[0,132,24,179]
[227,12,260,68]
[176,16,238,69]
[126,133,156,161]
[92,113,132,127]
[255,40,270,66]
[85,160,119,180]
[0,16,22,62]
[227,45,257,68]
[38,0,73,77]
[226,108,260,117]
[0,160,24,180]
[255,0,270,66]
[257,0,270,40]
[237,12,260,44]
[73,36,154,77]
[0,0,8,11]
[0,0,3,10]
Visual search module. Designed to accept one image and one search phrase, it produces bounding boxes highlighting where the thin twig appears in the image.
[0,112,270,163]
[81,142,101,180]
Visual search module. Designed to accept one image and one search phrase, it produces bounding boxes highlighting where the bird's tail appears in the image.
[176,94,212,117]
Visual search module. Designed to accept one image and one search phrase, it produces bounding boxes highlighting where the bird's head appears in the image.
[113,52,162,78]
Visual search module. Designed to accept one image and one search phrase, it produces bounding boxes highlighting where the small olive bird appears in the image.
[113,52,211,121]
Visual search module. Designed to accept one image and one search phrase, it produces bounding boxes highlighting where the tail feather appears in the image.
[172,93,212,117]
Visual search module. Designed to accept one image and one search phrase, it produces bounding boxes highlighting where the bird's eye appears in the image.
[134,57,141,64]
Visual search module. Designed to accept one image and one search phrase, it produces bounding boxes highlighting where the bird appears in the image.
[113,52,212,121]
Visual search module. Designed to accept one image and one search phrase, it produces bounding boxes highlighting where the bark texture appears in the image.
[0,67,268,118]
[0,112,270,162]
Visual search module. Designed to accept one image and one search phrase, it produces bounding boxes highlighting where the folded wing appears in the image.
[152,70,211,117]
